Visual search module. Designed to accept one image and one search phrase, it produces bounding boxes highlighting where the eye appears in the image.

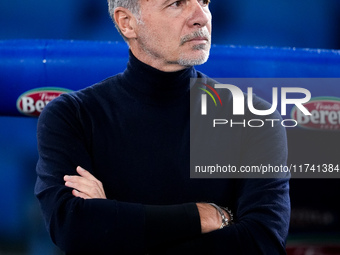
[198,0,210,7]
[169,0,184,8]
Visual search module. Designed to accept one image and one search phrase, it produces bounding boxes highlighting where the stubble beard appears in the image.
[137,23,211,68]
[177,28,211,67]
[177,43,210,67]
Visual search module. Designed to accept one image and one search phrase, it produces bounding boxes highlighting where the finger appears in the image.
[76,166,98,182]
[65,173,103,190]
[72,189,91,199]
[64,175,96,188]
[76,166,104,192]
[65,180,105,199]
[65,180,92,195]
[64,171,106,199]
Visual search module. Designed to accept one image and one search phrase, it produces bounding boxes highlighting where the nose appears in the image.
[187,1,211,28]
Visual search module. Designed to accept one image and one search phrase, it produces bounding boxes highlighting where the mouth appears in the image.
[183,36,209,46]
[180,29,211,46]
[188,37,208,42]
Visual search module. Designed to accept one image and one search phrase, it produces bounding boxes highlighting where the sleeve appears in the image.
[34,94,201,254]
[150,96,290,255]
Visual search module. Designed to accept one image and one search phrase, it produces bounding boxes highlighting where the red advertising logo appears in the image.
[291,97,340,131]
[16,87,72,117]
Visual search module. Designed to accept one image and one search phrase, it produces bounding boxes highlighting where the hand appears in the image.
[196,203,231,234]
[64,166,106,199]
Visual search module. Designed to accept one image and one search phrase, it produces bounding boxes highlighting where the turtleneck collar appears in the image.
[120,50,198,105]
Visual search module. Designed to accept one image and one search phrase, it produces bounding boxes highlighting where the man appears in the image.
[35,0,290,254]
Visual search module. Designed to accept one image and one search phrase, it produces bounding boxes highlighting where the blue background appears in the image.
[1,1,340,254]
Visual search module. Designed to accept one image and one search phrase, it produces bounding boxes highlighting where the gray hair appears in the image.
[107,0,141,42]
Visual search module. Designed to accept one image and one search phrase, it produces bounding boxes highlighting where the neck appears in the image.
[120,51,197,105]
[129,47,188,72]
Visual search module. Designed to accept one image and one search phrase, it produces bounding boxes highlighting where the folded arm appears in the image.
[35,94,225,254]
[35,93,290,254]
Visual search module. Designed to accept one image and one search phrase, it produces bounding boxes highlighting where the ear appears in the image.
[114,7,138,40]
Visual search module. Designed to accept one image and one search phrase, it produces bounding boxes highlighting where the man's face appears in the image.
[131,0,212,71]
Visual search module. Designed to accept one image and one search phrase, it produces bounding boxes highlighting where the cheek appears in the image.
[139,18,182,50]
[206,12,212,29]
[154,27,179,45]
[143,22,164,39]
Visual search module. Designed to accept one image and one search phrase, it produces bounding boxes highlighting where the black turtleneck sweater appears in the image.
[35,52,290,254]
